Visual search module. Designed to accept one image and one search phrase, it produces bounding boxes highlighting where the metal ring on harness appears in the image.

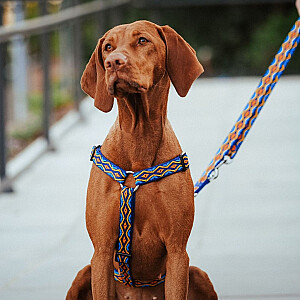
[119,171,140,192]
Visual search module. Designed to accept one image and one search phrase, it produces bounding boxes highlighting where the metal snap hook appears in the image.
[208,168,219,181]
[208,155,232,182]
[223,155,232,165]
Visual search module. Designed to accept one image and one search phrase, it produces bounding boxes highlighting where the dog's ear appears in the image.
[80,37,114,112]
[158,25,204,97]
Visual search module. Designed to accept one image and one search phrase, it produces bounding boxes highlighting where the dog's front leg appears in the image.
[91,250,116,300]
[165,249,190,300]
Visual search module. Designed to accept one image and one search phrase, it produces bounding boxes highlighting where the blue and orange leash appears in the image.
[194,17,300,197]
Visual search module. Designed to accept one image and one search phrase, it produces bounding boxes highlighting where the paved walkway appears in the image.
[0,77,299,299]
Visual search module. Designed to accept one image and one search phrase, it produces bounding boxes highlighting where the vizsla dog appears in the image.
[66,20,217,299]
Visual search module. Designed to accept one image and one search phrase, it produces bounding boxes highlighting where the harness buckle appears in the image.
[90,145,100,161]
[179,153,188,171]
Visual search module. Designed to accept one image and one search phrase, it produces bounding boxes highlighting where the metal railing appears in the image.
[0,0,131,193]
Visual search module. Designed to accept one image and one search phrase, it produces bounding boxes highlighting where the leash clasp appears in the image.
[208,155,232,182]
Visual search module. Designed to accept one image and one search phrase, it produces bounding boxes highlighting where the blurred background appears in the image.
[0,0,299,184]
[0,1,299,299]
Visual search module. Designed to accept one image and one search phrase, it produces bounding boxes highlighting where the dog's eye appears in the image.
[138,37,148,45]
[105,43,112,51]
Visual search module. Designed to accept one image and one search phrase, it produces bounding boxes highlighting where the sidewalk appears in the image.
[0,77,299,299]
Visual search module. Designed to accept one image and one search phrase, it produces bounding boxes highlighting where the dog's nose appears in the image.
[104,53,127,70]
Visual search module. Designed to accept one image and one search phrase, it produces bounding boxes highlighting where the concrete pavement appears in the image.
[0,76,299,299]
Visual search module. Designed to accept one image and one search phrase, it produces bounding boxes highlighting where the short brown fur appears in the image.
[66,20,217,300]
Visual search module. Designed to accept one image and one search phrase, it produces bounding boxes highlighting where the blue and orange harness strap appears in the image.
[90,145,189,287]
[194,17,300,196]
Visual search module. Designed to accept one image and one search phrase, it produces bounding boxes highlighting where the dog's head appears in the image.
[81,20,204,112]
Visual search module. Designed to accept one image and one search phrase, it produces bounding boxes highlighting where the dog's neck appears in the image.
[117,84,170,133]
[102,74,174,171]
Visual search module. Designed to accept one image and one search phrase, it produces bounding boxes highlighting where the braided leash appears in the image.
[194,18,300,196]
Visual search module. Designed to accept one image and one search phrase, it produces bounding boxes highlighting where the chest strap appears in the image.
[90,145,189,287]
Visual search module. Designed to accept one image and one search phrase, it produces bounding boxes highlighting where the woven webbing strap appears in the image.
[90,145,189,287]
[194,17,300,196]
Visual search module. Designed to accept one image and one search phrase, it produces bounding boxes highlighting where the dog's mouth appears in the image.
[107,73,147,96]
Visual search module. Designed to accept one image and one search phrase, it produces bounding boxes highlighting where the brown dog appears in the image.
[66,20,217,299]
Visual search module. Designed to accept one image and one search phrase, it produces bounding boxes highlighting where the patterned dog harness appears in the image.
[90,145,189,287]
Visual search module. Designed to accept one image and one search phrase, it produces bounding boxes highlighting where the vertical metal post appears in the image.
[72,0,83,120]
[41,2,54,151]
[12,1,28,122]
[0,6,13,192]
[0,43,8,186]
[73,20,84,120]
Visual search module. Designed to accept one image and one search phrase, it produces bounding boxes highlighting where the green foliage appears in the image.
[51,31,60,58]
[244,10,300,74]
[9,116,42,142]
[122,3,299,76]
[52,81,73,108]
[25,1,300,78]
[28,80,73,115]
[28,92,42,115]
[82,18,100,64]
[8,82,73,159]
[24,2,40,19]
